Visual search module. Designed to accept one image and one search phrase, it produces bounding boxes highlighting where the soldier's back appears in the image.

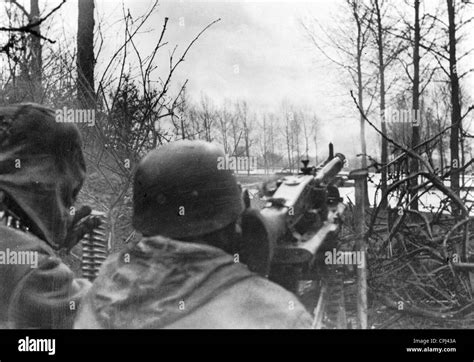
[74,235,312,329]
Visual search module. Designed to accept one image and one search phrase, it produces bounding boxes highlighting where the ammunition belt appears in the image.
[0,209,31,233]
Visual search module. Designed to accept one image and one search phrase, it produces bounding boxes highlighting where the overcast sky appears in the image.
[90,0,372,157]
[91,0,343,109]
[19,0,474,158]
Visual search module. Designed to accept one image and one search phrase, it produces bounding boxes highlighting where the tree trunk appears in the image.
[295,118,301,172]
[245,125,250,175]
[410,0,420,211]
[269,118,275,172]
[30,0,42,101]
[439,137,444,171]
[77,0,95,108]
[357,51,366,171]
[374,0,388,208]
[263,116,268,175]
[314,134,318,166]
[447,0,461,211]
[286,119,292,171]
[180,115,186,139]
[355,4,370,207]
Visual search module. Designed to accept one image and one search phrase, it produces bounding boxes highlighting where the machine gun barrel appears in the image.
[314,153,345,185]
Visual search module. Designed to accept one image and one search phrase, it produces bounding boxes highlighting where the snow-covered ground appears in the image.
[340,173,473,215]
[245,173,474,216]
[339,186,473,216]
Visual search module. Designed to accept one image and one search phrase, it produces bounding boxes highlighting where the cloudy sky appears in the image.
[89,0,370,156]
[92,0,344,110]
[32,0,474,158]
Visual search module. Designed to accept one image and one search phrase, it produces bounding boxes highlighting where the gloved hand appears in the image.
[326,202,346,226]
[299,202,346,256]
[64,205,104,252]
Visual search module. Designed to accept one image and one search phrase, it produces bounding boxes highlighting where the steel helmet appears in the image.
[132,140,244,239]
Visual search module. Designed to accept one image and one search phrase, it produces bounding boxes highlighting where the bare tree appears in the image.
[199,93,214,142]
[29,0,42,98]
[280,105,297,172]
[302,0,374,205]
[292,110,302,169]
[215,99,233,154]
[77,0,95,108]
[265,113,279,171]
[260,114,268,174]
[349,0,372,173]
[236,100,253,175]
[409,0,421,210]
[229,102,242,156]
[0,0,67,102]
[446,0,462,207]
[0,0,65,52]
[369,0,407,207]
[83,3,220,244]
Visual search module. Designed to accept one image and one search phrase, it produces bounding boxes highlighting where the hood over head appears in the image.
[0,103,86,249]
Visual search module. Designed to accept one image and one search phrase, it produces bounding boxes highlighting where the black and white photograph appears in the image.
[0,0,473,359]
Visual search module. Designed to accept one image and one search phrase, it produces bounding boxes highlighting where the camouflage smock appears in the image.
[74,236,313,329]
[0,104,91,328]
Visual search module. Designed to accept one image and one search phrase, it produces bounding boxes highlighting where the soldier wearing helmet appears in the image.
[0,103,100,328]
[75,140,313,329]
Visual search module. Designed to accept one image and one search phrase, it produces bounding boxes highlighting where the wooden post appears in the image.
[349,169,368,329]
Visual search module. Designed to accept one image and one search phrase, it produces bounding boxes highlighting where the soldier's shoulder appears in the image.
[0,225,55,256]
[223,274,313,328]
[232,274,302,305]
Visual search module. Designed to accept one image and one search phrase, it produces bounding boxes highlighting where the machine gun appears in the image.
[257,145,346,293]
